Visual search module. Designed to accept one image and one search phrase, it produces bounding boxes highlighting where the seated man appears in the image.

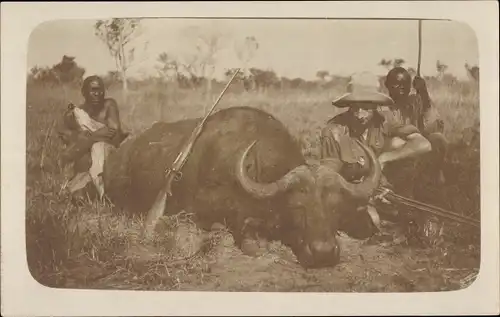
[383,67,449,195]
[57,75,128,203]
[320,72,433,243]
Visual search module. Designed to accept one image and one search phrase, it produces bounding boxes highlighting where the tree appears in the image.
[249,68,279,91]
[52,55,86,84]
[94,18,148,101]
[156,52,179,83]
[378,58,405,70]
[378,58,393,70]
[155,52,184,119]
[393,58,405,68]
[28,55,85,86]
[103,70,120,87]
[234,35,259,90]
[316,70,329,81]
[465,63,479,81]
[177,24,230,97]
[436,60,448,79]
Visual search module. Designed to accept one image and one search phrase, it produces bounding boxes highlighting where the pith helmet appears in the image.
[332,71,394,108]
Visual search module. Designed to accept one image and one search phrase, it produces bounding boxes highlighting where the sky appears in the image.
[27,18,479,81]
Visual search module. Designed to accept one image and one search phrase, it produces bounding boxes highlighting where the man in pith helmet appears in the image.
[320,71,434,244]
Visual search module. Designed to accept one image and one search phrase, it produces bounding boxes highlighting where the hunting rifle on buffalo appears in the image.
[143,68,241,236]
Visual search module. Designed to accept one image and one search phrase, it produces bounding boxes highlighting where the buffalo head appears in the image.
[236,139,381,268]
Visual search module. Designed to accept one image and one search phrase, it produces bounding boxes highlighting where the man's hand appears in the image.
[369,187,392,206]
[90,127,117,141]
[412,75,428,95]
[374,187,392,205]
[377,133,431,168]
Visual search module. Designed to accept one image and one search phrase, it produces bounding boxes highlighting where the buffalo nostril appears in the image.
[298,240,340,268]
[310,238,341,265]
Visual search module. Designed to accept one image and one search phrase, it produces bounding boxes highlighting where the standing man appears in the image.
[58,75,128,203]
[320,72,433,242]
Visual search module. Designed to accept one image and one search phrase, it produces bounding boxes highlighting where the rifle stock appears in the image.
[143,69,241,235]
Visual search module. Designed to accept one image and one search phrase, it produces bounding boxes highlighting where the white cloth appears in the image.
[66,108,113,199]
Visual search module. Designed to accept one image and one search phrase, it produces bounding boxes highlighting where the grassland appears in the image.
[26,78,480,291]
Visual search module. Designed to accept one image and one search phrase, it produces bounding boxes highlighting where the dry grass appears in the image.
[26,78,480,291]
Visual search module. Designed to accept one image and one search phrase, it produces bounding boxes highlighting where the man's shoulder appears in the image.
[326,111,351,126]
[322,114,350,140]
[104,98,118,108]
[103,98,120,114]
[377,106,400,122]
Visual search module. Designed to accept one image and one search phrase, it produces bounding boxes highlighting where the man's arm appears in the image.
[419,97,444,135]
[319,124,348,172]
[320,125,343,160]
[105,98,122,132]
[412,76,445,134]
[378,124,432,169]
[57,108,81,145]
[89,98,122,142]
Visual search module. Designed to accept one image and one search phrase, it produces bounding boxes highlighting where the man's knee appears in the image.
[425,132,448,160]
[91,141,115,157]
[427,132,448,147]
[388,136,406,151]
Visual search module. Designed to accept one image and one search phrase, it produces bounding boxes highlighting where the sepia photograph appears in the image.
[2,1,499,316]
[24,16,482,292]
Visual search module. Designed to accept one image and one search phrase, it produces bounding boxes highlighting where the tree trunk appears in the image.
[118,31,132,120]
[122,71,128,106]
[206,78,212,97]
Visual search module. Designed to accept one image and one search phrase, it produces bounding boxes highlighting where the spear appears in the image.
[417,20,422,76]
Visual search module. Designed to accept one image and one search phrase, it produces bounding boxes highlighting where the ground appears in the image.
[26,78,480,292]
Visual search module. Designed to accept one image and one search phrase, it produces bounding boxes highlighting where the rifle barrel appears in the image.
[145,68,241,235]
[201,68,240,126]
[376,187,480,228]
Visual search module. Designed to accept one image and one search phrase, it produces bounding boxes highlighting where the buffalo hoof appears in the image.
[241,238,268,257]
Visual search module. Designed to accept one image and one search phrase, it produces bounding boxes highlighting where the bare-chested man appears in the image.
[383,67,449,197]
[58,75,127,203]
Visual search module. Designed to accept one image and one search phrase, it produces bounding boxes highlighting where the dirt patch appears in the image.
[57,213,479,292]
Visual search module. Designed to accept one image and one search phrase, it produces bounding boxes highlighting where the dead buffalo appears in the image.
[103,106,381,268]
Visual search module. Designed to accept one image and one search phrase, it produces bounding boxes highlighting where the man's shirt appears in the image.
[320,108,420,183]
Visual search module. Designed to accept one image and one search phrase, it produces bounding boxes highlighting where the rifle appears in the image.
[375,187,480,229]
[144,68,241,234]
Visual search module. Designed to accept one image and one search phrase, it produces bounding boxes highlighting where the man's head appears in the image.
[82,75,105,107]
[385,67,412,101]
[348,103,378,126]
[332,72,394,121]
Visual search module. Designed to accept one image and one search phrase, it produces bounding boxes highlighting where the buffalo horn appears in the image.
[336,139,382,200]
[235,140,306,199]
